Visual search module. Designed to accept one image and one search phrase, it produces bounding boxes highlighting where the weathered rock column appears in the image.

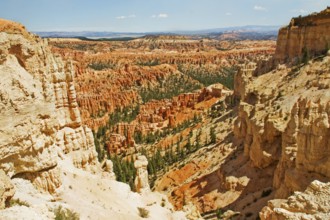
[101,159,116,180]
[134,155,150,193]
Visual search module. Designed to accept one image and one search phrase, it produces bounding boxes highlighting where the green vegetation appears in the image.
[54,206,79,220]
[210,126,217,144]
[139,131,204,187]
[137,207,149,218]
[55,43,94,51]
[110,154,136,191]
[106,116,202,189]
[93,105,140,162]
[88,62,116,70]
[301,47,310,65]
[108,105,140,126]
[178,65,237,89]
[134,116,202,145]
[216,208,223,219]
[9,199,29,207]
[139,74,201,103]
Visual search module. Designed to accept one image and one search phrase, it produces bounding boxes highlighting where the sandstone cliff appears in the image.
[234,40,330,218]
[275,7,330,63]
[0,18,99,193]
[0,19,188,219]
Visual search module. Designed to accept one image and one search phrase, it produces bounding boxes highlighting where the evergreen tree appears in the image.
[210,126,217,144]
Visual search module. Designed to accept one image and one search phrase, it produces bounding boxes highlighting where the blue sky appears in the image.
[1,0,330,32]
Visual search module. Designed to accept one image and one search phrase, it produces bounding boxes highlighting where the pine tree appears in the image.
[185,138,192,153]
[210,126,216,144]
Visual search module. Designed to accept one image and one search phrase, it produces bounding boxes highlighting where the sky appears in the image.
[1,0,330,32]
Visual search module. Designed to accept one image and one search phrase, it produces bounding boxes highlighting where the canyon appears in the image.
[0,19,186,219]
[0,6,330,220]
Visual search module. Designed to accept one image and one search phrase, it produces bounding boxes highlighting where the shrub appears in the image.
[216,208,223,219]
[301,47,310,65]
[54,206,79,220]
[161,199,166,207]
[138,207,149,218]
[9,199,29,207]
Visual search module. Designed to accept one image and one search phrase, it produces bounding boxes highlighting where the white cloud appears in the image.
[254,5,267,11]
[116,14,136,20]
[225,12,232,16]
[151,13,169,19]
[158,13,168,18]
[116,16,126,20]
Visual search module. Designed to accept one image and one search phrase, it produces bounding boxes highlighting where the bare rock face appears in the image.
[234,27,330,216]
[134,155,150,193]
[0,170,14,209]
[0,19,98,192]
[275,7,330,63]
[260,180,330,220]
[182,202,202,220]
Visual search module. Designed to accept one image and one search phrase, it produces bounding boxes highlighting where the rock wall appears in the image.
[274,7,330,62]
[273,98,330,198]
[0,19,98,192]
[234,36,330,217]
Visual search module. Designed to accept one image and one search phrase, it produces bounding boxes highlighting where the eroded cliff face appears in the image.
[275,7,330,63]
[234,44,330,217]
[234,12,330,211]
[0,19,188,220]
[0,19,99,193]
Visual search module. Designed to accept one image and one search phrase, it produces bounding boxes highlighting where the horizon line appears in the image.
[31,24,281,34]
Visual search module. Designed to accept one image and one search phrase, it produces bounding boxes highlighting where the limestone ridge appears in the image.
[0,18,99,192]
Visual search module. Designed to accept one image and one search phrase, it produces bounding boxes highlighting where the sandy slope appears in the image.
[1,155,186,220]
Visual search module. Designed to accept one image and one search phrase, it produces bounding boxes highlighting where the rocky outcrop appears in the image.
[134,155,150,193]
[260,180,330,220]
[101,159,116,180]
[273,98,330,199]
[182,202,202,220]
[0,18,99,193]
[0,170,14,209]
[275,7,330,63]
[233,15,330,216]
[236,60,330,182]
